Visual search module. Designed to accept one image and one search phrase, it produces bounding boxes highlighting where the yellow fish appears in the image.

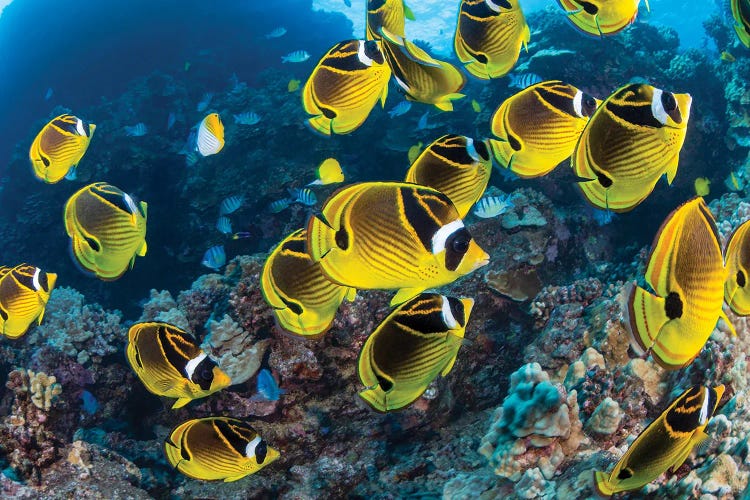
[29,114,96,183]
[308,158,345,186]
[379,28,466,111]
[126,322,231,409]
[307,182,489,306]
[302,40,391,135]
[164,417,279,481]
[693,176,710,196]
[196,113,224,156]
[287,78,301,92]
[595,385,724,497]
[454,0,530,79]
[407,142,423,164]
[724,220,750,315]
[64,182,148,281]
[628,197,735,369]
[572,83,692,212]
[471,99,481,113]
[558,0,644,37]
[489,80,599,178]
[720,51,736,63]
[261,229,356,337]
[0,264,56,339]
[405,134,492,218]
[366,0,415,41]
[731,0,750,47]
[358,293,473,412]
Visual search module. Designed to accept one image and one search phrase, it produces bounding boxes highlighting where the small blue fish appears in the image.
[591,208,616,226]
[282,50,310,63]
[473,194,515,218]
[417,111,430,130]
[234,112,261,126]
[265,27,287,39]
[289,188,317,206]
[201,245,226,270]
[216,216,232,234]
[253,369,284,402]
[508,73,543,89]
[388,101,412,118]
[166,112,176,131]
[124,123,148,137]
[196,92,213,112]
[220,195,244,215]
[184,151,199,167]
[80,390,98,415]
[44,87,53,100]
[268,198,292,213]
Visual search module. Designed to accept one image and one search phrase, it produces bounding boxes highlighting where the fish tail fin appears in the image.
[171,397,191,409]
[306,215,335,262]
[627,284,667,356]
[593,470,614,498]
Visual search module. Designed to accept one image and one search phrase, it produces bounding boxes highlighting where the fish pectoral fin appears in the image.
[171,397,192,409]
[403,2,415,21]
[380,83,389,108]
[664,157,679,184]
[390,287,422,306]
[719,309,738,337]
[440,352,460,377]
[627,285,668,356]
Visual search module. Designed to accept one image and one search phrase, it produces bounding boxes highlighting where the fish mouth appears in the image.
[474,255,490,270]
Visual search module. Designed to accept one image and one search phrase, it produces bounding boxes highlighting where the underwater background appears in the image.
[1,0,750,498]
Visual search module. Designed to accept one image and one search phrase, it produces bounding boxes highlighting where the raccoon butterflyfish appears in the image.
[196,113,224,156]
[572,83,692,212]
[0,264,56,339]
[126,322,231,409]
[302,40,391,136]
[405,134,492,218]
[63,182,148,281]
[558,0,645,37]
[488,80,599,178]
[693,177,710,197]
[308,158,345,186]
[594,384,724,497]
[379,28,466,112]
[627,197,735,369]
[261,229,356,337]
[731,0,750,47]
[29,114,96,183]
[306,182,489,306]
[358,293,473,412]
[366,0,415,41]
[164,417,279,481]
[723,219,750,315]
[453,0,530,80]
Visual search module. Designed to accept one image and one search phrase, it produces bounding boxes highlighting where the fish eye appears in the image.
[199,366,213,382]
[364,40,384,65]
[661,91,677,112]
[582,94,597,115]
[452,235,470,253]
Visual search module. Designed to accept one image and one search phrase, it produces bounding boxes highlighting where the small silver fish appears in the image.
[268,198,292,213]
[167,112,176,131]
[196,92,213,112]
[473,195,515,218]
[124,123,148,137]
[265,27,287,39]
[216,216,232,234]
[281,50,310,63]
[184,151,199,167]
[508,73,543,89]
[201,245,226,270]
[388,101,412,118]
[219,195,244,215]
[289,188,317,206]
[233,112,261,126]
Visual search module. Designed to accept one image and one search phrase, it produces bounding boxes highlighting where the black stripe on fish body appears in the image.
[400,187,454,253]
[697,199,722,251]
[371,320,440,378]
[51,115,80,135]
[741,0,750,29]
[280,230,307,255]
[90,183,139,217]
[321,44,368,72]
[605,99,663,129]
[394,294,450,334]
[536,85,580,118]
[214,418,257,457]
[430,135,476,166]
[10,265,37,291]
[157,325,199,376]
[462,0,505,19]
[665,386,708,434]
[179,425,193,461]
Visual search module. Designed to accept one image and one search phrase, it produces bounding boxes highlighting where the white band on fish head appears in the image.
[651,88,669,126]
[485,0,502,13]
[431,219,465,255]
[441,295,458,329]
[245,436,262,458]
[32,267,41,291]
[358,40,374,67]
[184,353,207,380]
[698,388,710,425]
[573,90,585,118]
[123,192,138,216]
[465,137,481,162]
[76,118,86,136]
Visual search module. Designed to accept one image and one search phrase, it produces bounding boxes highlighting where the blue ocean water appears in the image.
[0,0,748,498]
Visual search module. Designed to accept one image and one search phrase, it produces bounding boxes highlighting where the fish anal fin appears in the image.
[664,156,680,184]
[171,397,192,409]
[669,435,702,472]
[390,287,422,306]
